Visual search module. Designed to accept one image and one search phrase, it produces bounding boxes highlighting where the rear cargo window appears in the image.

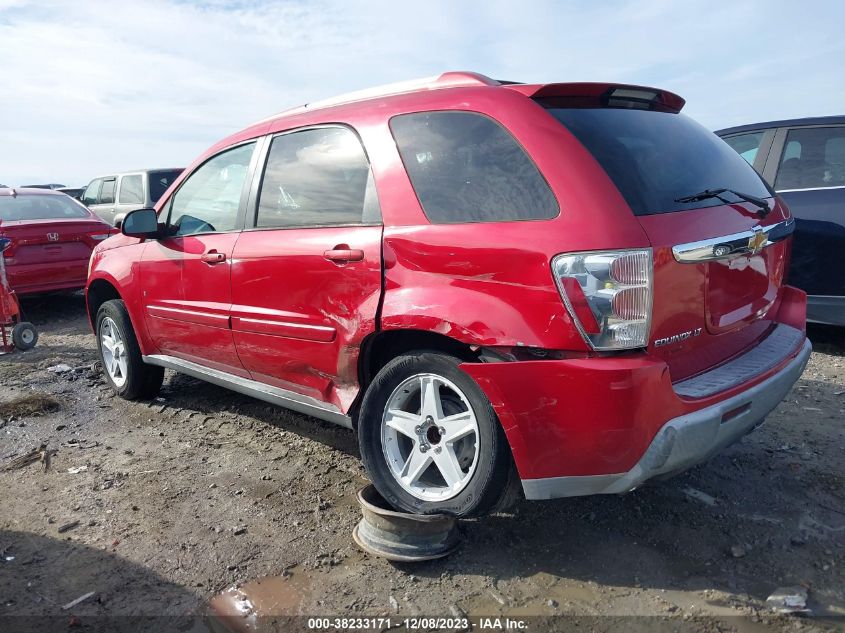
[545,107,771,216]
[0,195,90,220]
[390,111,558,223]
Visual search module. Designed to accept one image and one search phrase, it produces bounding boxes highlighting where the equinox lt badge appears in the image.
[654,328,702,347]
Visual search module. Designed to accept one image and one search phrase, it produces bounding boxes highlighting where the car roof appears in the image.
[256,71,684,124]
[88,168,184,180]
[0,187,70,197]
[716,115,845,136]
[206,71,685,159]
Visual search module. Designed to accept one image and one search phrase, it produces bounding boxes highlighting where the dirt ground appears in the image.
[1,293,843,632]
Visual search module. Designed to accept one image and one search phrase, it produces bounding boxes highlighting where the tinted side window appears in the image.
[722,132,765,166]
[168,143,255,236]
[118,175,144,205]
[256,127,377,228]
[100,178,116,204]
[82,179,102,206]
[390,111,558,223]
[148,169,183,203]
[775,126,845,190]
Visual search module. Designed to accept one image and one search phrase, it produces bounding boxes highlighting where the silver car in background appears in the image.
[82,168,182,226]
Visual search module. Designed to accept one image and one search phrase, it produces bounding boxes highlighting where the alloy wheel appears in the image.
[100,316,128,388]
[380,373,480,502]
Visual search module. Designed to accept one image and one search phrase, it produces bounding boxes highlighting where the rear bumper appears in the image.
[8,261,88,295]
[462,291,810,499]
[520,338,810,499]
[807,295,845,326]
[13,280,86,295]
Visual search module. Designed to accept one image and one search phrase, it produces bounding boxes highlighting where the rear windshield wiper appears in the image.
[675,188,771,217]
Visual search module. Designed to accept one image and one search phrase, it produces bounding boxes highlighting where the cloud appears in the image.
[1,0,843,185]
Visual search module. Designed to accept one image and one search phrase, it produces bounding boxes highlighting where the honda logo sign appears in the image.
[47,233,59,242]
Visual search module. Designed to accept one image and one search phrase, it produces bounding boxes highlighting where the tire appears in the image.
[490,459,523,514]
[358,351,512,517]
[95,299,163,400]
[12,322,38,350]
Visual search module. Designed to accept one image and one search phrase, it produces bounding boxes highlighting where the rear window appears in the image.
[545,107,772,216]
[0,195,90,221]
[390,111,558,223]
[149,169,183,203]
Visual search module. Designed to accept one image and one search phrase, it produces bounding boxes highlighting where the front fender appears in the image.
[86,244,156,355]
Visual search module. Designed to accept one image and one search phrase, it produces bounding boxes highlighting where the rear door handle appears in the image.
[323,248,364,263]
[201,250,226,264]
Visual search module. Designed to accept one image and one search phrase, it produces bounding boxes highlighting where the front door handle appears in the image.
[201,250,226,264]
[323,247,364,263]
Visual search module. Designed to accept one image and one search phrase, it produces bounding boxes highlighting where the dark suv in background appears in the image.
[717,116,845,326]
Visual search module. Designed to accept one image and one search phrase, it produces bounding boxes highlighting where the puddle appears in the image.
[205,570,311,633]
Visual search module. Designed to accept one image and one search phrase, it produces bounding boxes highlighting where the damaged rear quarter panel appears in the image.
[380,224,587,351]
[371,92,652,351]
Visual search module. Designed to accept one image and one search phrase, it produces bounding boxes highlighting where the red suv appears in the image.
[86,72,811,517]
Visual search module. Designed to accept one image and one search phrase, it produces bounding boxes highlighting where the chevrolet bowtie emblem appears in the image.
[747,228,767,255]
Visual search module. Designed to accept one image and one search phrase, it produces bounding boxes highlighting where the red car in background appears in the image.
[87,72,810,517]
[0,188,115,295]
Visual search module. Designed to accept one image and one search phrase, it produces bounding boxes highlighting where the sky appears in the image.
[1,0,843,186]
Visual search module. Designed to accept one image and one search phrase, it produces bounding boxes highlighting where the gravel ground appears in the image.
[0,293,843,632]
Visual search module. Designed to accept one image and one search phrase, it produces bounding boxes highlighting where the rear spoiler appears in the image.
[506,82,686,113]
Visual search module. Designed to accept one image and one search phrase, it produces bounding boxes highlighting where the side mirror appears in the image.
[121,208,159,239]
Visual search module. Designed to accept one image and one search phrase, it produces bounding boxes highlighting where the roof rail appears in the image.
[304,71,500,111]
[254,71,501,124]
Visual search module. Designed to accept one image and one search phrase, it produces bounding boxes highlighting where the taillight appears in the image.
[90,233,112,241]
[552,248,652,350]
